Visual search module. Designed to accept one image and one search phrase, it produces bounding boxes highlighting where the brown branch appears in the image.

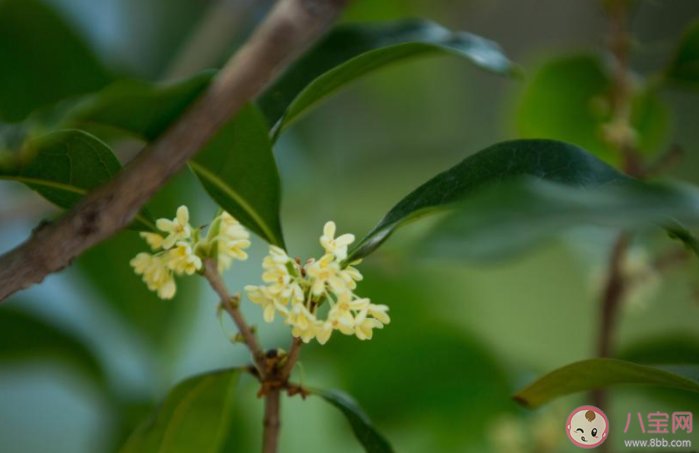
[596,233,630,360]
[0,0,351,303]
[591,4,639,429]
[263,389,281,453]
[204,257,304,453]
[203,258,267,376]
[605,0,643,177]
[259,337,302,453]
[639,144,684,178]
[280,337,303,380]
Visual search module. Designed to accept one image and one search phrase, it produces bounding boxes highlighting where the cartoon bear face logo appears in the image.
[566,406,609,448]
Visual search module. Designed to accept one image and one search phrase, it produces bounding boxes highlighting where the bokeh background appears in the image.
[1,0,699,452]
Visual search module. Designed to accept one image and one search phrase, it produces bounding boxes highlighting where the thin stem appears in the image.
[261,337,302,453]
[592,3,638,424]
[606,0,643,177]
[593,233,629,416]
[597,234,630,359]
[203,257,305,453]
[203,258,267,376]
[263,389,281,453]
[640,144,683,178]
[280,337,303,380]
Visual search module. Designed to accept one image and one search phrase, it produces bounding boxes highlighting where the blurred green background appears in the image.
[1,0,699,452]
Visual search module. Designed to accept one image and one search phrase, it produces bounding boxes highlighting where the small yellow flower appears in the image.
[140,232,165,251]
[262,247,303,305]
[130,253,177,300]
[216,212,251,272]
[268,245,291,264]
[166,241,202,275]
[336,294,369,313]
[367,303,390,324]
[314,321,333,345]
[305,253,348,296]
[320,221,355,260]
[156,276,177,300]
[245,285,286,323]
[130,252,153,274]
[156,205,192,249]
[243,220,391,345]
[327,305,356,335]
[354,309,384,340]
[288,304,318,343]
[339,260,363,290]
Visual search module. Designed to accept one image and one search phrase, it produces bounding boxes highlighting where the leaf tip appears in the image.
[512,393,533,409]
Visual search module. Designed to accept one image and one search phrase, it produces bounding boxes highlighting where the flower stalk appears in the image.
[130,208,381,452]
[203,258,267,375]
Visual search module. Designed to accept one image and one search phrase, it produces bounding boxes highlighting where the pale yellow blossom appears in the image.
[246,285,286,323]
[130,253,177,299]
[305,253,348,296]
[156,205,192,249]
[139,232,164,251]
[339,261,363,290]
[288,304,318,343]
[314,321,333,345]
[216,212,251,272]
[320,221,355,260]
[367,303,390,324]
[262,247,303,304]
[130,252,154,275]
[354,309,384,340]
[327,305,356,335]
[166,241,202,275]
[244,220,390,344]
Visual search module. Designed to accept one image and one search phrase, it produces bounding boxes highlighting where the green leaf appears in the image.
[667,224,699,258]
[618,335,699,365]
[259,19,516,135]
[0,129,155,230]
[666,18,699,88]
[422,177,699,262]
[67,72,214,141]
[0,306,107,391]
[311,389,394,453]
[120,369,241,453]
[0,0,111,122]
[310,268,514,440]
[66,77,285,246]
[513,358,699,409]
[515,54,668,163]
[189,105,284,246]
[348,139,626,262]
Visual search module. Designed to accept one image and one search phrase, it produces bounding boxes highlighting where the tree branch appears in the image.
[203,256,304,453]
[202,258,267,376]
[263,389,282,453]
[605,0,643,177]
[280,337,303,380]
[596,233,629,360]
[593,4,636,432]
[0,0,350,303]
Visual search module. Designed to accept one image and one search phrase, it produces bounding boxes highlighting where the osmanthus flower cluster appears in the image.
[245,222,390,344]
[130,209,390,344]
[130,206,250,299]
